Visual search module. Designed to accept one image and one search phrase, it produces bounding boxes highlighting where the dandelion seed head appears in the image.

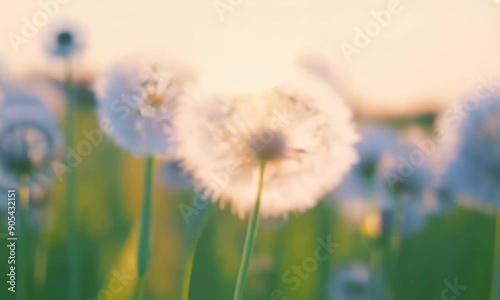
[43,21,85,59]
[57,31,73,47]
[174,68,358,218]
[443,92,500,211]
[0,103,63,176]
[95,58,196,157]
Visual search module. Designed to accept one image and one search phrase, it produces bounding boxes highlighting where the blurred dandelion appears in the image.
[174,68,358,219]
[95,60,196,157]
[443,92,500,211]
[95,57,196,300]
[441,91,500,300]
[174,67,358,299]
[0,103,63,180]
[43,20,86,300]
[0,101,63,299]
[43,21,85,59]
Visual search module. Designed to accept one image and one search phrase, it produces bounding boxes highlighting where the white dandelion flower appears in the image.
[174,68,358,219]
[329,263,378,300]
[443,91,500,211]
[43,20,85,59]
[95,59,196,157]
[0,102,63,193]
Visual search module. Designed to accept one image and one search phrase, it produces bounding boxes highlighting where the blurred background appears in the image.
[0,0,499,299]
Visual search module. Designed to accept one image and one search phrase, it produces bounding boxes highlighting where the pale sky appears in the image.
[1,0,499,116]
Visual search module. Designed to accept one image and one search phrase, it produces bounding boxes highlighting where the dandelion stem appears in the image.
[382,198,403,300]
[64,58,80,300]
[233,161,266,300]
[182,241,197,300]
[136,156,155,300]
[181,203,213,300]
[490,213,500,300]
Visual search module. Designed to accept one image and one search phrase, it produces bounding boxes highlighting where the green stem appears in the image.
[64,58,79,300]
[181,203,213,300]
[490,213,500,300]
[382,199,403,300]
[136,156,155,300]
[181,242,197,300]
[316,203,333,300]
[233,161,266,300]
[135,276,146,300]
